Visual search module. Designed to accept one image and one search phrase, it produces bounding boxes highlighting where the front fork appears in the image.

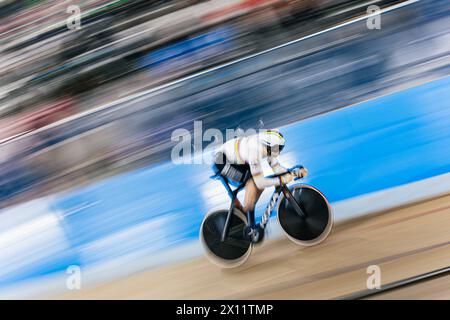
[280,185,306,219]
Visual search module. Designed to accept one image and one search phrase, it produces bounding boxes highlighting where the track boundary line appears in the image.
[341,266,450,300]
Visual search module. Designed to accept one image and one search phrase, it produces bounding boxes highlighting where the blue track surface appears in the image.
[2,75,450,286]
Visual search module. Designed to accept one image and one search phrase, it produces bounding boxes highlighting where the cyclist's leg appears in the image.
[243,177,263,224]
[233,198,244,212]
[242,177,265,242]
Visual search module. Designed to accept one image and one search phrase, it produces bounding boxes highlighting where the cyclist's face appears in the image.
[270,144,284,157]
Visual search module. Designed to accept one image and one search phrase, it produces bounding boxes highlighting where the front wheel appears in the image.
[200,209,252,268]
[277,184,333,246]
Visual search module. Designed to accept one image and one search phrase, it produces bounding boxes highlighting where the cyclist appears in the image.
[212,129,307,241]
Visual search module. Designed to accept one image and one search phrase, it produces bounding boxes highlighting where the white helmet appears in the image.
[258,129,285,155]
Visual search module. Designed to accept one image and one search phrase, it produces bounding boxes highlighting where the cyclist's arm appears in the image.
[249,160,282,189]
[267,156,288,175]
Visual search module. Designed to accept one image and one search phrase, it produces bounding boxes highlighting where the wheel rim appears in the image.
[277,185,333,246]
[200,209,252,267]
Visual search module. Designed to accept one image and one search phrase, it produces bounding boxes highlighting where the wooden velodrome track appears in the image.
[59,193,450,299]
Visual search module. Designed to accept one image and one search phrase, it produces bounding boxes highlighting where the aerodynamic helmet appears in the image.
[258,129,285,155]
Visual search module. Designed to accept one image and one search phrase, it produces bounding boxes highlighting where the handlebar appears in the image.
[288,165,305,180]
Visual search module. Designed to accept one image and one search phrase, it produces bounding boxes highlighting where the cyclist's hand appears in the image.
[291,166,308,179]
[280,172,294,185]
[298,167,308,178]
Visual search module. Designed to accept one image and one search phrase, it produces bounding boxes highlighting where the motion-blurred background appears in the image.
[0,0,449,299]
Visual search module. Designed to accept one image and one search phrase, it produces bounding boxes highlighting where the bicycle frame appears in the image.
[260,184,306,229]
[217,173,247,242]
[219,167,306,242]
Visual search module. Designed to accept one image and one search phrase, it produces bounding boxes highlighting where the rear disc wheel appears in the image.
[200,209,252,268]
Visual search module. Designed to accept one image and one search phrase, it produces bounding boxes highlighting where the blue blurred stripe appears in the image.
[2,75,450,286]
[54,75,450,264]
